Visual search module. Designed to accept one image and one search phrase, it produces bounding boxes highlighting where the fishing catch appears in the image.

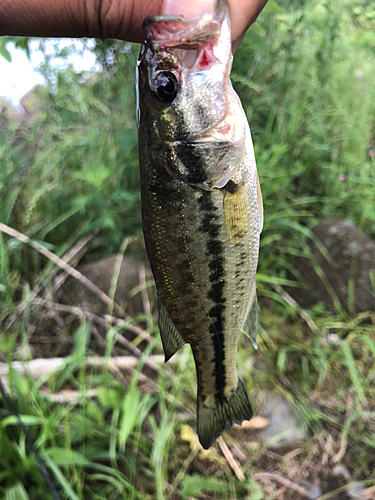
[137,0,263,449]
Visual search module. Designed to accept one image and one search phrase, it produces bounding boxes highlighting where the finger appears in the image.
[0,0,163,40]
[0,0,268,46]
[109,0,268,46]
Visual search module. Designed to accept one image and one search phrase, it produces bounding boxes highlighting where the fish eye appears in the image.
[154,71,178,103]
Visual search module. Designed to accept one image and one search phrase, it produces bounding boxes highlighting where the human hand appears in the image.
[0,0,268,52]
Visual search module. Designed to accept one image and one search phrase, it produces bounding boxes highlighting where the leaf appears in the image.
[118,390,141,448]
[180,425,215,459]
[1,415,43,428]
[14,37,31,58]
[119,392,154,451]
[41,451,81,500]
[9,369,30,395]
[74,166,112,188]
[361,336,375,358]
[244,478,265,499]
[264,1,285,14]
[340,341,366,404]
[180,424,200,452]
[97,387,122,410]
[256,273,300,287]
[277,349,287,375]
[0,40,11,62]
[236,416,270,430]
[181,475,224,499]
[46,447,90,466]
[4,482,30,500]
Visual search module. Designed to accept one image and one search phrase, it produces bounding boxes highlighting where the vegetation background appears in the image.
[0,0,374,498]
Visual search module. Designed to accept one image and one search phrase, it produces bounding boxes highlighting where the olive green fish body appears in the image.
[137,0,262,449]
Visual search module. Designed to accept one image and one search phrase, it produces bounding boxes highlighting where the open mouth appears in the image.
[144,10,222,46]
[169,47,199,69]
[169,43,219,70]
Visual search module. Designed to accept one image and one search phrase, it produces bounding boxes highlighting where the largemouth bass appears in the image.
[137,0,263,449]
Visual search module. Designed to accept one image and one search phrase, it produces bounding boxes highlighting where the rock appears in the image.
[332,464,351,481]
[347,482,365,499]
[286,220,375,314]
[260,394,306,447]
[307,484,323,500]
[61,254,155,318]
[322,333,341,346]
[300,481,322,500]
[0,96,23,123]
[20,85,47,122]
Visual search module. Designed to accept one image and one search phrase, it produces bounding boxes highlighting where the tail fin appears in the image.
[197,379,252,449]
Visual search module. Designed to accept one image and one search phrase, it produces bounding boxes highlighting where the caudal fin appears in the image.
[197,379,252,449]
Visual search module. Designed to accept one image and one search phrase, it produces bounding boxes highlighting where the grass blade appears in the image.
[340,340,366,404]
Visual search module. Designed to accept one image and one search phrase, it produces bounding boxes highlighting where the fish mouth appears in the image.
[143,0,229,71]
[144,12,221,46]
[143,1,225,46]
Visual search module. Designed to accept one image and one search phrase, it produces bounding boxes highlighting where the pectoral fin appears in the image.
[158,303,186,362]
[256,172,263,232]
[241,292,258,350]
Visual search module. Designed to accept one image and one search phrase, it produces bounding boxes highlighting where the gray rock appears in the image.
[347,482,365,499]
[0,96,23,123]
[286,220,375,314]
[307,484,322,500]
[61,254,155,317]
[332,464,351,481]
[300,480,322,500]
[20,84,47,122]
[260,394,306,447]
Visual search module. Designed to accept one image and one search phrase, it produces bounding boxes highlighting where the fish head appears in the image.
[137,0,246,190]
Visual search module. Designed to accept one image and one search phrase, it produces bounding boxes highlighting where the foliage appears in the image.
[1,0,375,276]
[232,0,375,281]
[0,309,374,498]
[0,0,375,498]
[0,37,30,62]
[0,45,141,264]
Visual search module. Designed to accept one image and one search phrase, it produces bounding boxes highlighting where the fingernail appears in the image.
[162,0,216,18]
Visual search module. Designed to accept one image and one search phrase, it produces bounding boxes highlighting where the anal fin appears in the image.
[241,291,258,350]
[158,302,186,362]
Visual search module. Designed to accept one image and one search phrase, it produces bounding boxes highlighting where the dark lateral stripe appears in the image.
[198,192,226,399]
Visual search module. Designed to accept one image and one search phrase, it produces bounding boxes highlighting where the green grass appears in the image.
[0,306,374,499]
[1,0,375,497]
[233,0,375,283]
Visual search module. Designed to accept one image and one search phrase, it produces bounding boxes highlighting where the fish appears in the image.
[137,0,263,449]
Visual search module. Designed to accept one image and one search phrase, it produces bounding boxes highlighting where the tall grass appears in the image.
[233,0,375,281]
[1,309,374,498]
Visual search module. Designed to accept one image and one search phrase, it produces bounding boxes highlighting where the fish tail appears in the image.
[197,379,253,449]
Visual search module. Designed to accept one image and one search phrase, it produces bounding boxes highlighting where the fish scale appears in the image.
[137,0,262,448]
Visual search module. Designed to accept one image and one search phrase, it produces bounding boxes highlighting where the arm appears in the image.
[0,0,268,50]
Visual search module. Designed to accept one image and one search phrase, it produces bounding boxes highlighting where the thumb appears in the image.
[162,0,216,17]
